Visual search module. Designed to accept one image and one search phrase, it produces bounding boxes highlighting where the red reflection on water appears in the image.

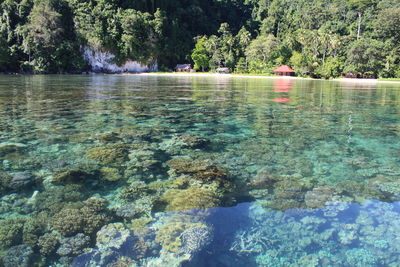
[274,79,293,93]
[273,97,291,103]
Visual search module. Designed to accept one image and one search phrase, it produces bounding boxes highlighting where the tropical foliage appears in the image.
[0,0,398,78]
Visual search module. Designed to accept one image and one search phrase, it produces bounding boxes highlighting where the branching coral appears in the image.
[100,167,122,182]
[0,217,26,249]
[22,217,44,248]
[51,198,110,237]
[38,232,61,256]
[120,181,155,200]
[192,166,231,186]
[2,244,33,267]
[87,144,130,165]
[162,186,221,211]
[167,158,233,192]
[155,222,209,253]
[167,158,211,174]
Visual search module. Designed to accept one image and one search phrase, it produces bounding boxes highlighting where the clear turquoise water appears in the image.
[1,75,400,266]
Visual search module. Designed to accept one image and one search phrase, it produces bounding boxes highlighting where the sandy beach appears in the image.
[131,72,400,84]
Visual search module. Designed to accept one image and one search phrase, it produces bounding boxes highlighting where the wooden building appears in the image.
[273,65,296,76]
[175,64,193,72]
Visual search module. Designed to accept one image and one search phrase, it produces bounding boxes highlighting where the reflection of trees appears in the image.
[0,75,89,141]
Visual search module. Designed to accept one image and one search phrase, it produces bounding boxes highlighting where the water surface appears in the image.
[1,75,400,266]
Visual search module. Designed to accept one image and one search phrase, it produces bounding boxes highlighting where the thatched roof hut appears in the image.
[273,65,296,76]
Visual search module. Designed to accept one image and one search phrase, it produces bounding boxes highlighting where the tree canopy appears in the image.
[0,0,398,77]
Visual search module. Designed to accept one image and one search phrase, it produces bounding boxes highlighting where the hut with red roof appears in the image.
[273,65,296,76]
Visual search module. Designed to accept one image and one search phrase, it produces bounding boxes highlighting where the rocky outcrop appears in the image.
[83,47,157,73]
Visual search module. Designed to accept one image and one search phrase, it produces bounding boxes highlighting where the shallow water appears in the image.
[1,75,400,266]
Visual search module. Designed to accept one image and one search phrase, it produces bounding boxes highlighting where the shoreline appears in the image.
[134,72,313,80]
[2,71,400,84]
[132,72,400,84]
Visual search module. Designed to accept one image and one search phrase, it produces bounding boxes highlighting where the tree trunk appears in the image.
[357,12,362,40]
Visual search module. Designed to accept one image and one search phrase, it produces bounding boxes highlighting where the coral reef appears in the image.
[71,223,149,266]
[100,167,122,182]
[225,200,400,266]
[162,186,221,211]
[127,149,160,173]
[57,233,91,257]
[155,222,209,253]
[167,158,212,174]
[38,232,61,256]
[33,184,86,214]
[178,134,209,148]
[51,169,96,184]
[4,76,400,266]
[192,166,230,186]
[249,167,283,188]
[128,218,154,235]
[86,144,130,165]
[0,171,34,190]
[304,186,339,208]
[120,181,154,200]
[22,217,44,247]
[166,158,234,192]
[179,225,213,254]
[95,132,122,143]
[96,223,131,251]
[158,134,209,155]
[2,244,33,267]
[0,143,26,159]
[106,256,137,267]
[114,203,141,219]
[0,217,26,249]
[0,171,12,190]
[6,172,34,189]
[51,198,110,237]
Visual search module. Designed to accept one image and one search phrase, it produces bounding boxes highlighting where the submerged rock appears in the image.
[178,134,209,148]
[0,143,26,157]
[0,171,33,190]
[9,172,34,189]
[51,169,96,184]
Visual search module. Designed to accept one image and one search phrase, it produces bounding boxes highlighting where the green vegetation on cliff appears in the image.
[0,0,399,78]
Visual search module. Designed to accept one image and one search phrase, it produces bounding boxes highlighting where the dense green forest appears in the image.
[0,0,399,78]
